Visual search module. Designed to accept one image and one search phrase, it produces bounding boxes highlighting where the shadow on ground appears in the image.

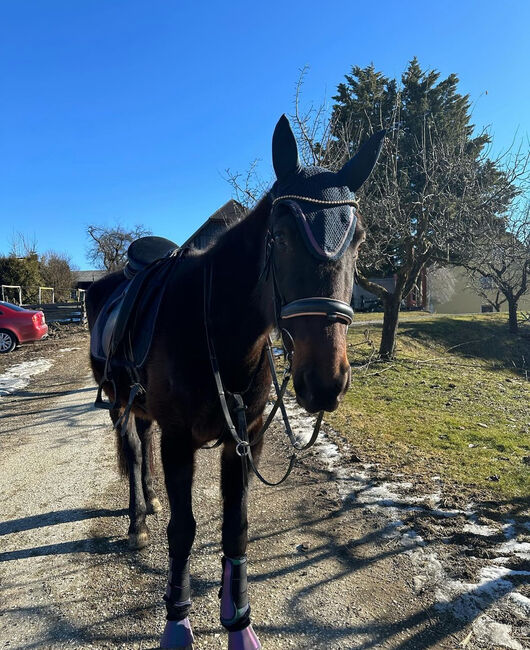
[400,317,530,373]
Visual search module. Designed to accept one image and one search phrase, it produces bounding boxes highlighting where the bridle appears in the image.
[204,193,357,486]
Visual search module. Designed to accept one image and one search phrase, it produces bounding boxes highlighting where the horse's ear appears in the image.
[272,114,300,181]
[337,129,386,192]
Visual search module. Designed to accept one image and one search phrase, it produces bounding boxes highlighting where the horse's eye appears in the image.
[273,233,288,249]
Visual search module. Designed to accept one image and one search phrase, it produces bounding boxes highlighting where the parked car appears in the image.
[0,301,48,353]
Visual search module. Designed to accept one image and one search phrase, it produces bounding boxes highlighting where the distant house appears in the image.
[352,268,428,311]
[352,276,394,311]
[182,199,247,250]
[428,266,530,314]
[74,270,108,291]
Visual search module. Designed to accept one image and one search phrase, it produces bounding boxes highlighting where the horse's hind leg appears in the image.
[111,409,150,550]
[135,416,162,515]
[160,429,195,649]
[219,433,263,650]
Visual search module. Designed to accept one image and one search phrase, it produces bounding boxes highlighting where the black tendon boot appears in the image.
[160,556,194,649]
[220,556,261,650]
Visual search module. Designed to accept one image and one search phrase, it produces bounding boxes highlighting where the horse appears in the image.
[86,115,384,649]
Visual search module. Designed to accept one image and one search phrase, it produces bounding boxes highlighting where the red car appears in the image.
[0,301,48,353]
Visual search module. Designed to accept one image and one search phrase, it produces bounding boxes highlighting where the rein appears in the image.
[203,264,299,486]
[203,192,357,486]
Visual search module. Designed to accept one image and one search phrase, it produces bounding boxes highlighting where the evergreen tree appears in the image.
[0,254,43,303]
[316,59,521,357]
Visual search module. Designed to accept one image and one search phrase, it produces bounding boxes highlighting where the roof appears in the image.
[208,199,247,223]
[74,270,108,283]
[182,199,247,248]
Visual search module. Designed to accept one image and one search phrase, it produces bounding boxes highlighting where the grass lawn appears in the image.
[325,313,530,503]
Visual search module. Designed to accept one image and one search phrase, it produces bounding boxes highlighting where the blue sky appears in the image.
[1,1,529,269]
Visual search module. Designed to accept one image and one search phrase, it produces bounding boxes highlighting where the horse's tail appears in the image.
[114,414,155,478]
[115,424,129,477]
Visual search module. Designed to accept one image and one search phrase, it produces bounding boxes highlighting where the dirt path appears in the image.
[0,334,528,649]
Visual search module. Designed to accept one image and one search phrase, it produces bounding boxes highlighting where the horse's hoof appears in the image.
[147,497,162,514]
[160,617,194,649]
[228,624,261,650]
[128,531,149,550]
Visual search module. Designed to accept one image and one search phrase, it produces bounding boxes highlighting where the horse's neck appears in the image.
[208,196,274,358]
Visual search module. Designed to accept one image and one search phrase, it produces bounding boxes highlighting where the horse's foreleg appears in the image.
[220,427,264,650]
[160,431,195,650]
[135,416,162,515]
[111,409,149,550]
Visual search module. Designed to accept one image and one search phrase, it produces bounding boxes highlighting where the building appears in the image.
[182,199,247,250]
[74,270,108,291]
[429,266,530,314]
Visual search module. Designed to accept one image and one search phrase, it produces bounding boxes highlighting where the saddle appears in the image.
[91,236,179,410]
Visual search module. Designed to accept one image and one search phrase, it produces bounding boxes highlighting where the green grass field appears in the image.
[325,313,530,501]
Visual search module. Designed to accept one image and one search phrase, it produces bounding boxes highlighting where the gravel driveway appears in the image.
[0,332,527,649]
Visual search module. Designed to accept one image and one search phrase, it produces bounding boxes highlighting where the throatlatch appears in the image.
[161,557,194,649]
[220,556,261,650]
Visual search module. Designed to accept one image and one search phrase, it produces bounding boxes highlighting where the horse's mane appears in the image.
[196,195,271,262]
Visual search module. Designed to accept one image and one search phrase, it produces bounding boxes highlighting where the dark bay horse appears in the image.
[86,115,384,649]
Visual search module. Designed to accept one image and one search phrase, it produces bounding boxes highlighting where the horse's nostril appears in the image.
[294,368,350,414]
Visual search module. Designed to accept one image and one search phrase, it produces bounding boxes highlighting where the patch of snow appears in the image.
[509,592,530,616]
[479,565,530,581]
[497,539,530,559]
[400,529,425,548]
[272,393,529,649]
[463,522,499,536]
[472,615,523,650]
[503,521,517,540]
[58,347,81,352]
[429,507,465,518]
[0,359,53,396]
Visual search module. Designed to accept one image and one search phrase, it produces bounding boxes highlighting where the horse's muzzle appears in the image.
[293,365,351,413]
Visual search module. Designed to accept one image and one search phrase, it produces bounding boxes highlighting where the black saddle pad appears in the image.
[91,251,178,369]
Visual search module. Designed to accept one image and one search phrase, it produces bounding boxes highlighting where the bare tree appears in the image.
[9,232,38,257]
[86,224,152,272]
[466,275,507,312]
[462,201,530,332]
[224,160,270,209]
[427,264,458,306]
[40,251,77,301]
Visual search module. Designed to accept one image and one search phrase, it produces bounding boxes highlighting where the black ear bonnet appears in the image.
[271,167,358,261]
[270,115,384,262]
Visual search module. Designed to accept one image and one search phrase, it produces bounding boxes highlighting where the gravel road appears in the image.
[0,331,528,649]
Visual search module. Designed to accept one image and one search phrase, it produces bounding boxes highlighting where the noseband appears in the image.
[269,194,358,327]
[280,297,353,325]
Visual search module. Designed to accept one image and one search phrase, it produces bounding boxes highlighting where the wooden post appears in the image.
[1,285,22,305]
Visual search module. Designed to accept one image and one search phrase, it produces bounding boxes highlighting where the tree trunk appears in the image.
[507,299,518,334]
[379,292,402,359]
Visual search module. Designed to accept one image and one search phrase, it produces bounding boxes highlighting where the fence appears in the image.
[22,301,86,324]
[1,285,86,305]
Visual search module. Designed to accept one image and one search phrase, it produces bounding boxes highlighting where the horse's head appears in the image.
[269,115,384,413]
